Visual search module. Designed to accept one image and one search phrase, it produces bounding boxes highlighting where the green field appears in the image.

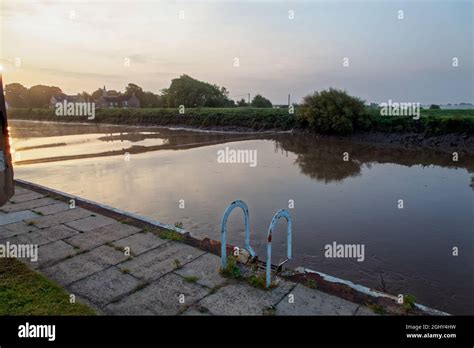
[419,109,474,117]
[364,108,474,135]
[8,107,474,135]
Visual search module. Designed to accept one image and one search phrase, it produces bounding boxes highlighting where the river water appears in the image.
[9,120,473,315]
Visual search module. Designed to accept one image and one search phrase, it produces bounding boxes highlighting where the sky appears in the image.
[0,0,472,104]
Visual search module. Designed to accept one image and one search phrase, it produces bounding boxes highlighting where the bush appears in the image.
[298,88,367,134]
[251,94,272,108]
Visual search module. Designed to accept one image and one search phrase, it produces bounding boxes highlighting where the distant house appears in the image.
[50,93,85,108]
[95,86,140,108]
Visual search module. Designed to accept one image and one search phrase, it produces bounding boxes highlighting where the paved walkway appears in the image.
[0,184,376,315]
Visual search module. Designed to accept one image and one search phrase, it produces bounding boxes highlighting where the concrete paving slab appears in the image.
[104,299,156,315]
[28,240,76,269]
[88,245,129,265]
[12,187,33,196]
[65,222,141,251]
[32,202,71,216]
[198,280,295,315]
[69,266,141,307]
[118,242,205,282]
[0,226,16,239]
[0,221,39,238]
[65,215,116,232]
[0,210,39,226]
[41,245,128,285]
[1,230,53,246]
[355,305,378,316]
[174,253,226,288]
[10,192,44,203]
[41,257,105,286]
[27,208,91,228]
[112,231,168,256]
[275,284,370,315]
[106,273,208,315]
[2,224,79,247]
[0,197,58,213]
[40,224,80,241]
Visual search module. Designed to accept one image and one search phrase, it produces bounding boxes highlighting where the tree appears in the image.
[5,83,28,107]
[251,94,272,108]
[125,83,144,100]
[27,85,62,108]
[162,74,233,107]
[79,91,92,101]
[298,88,367,134]
[90,87,119,99]
[429,104,440,110]
[91,88,105,100]
[237,98,248,107]
[106,90,119,96]
[125,83,165,108]
[141,91,163,108]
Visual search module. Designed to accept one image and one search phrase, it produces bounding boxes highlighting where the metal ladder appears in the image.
[220,200,293,288]
[220,200,256,268]
[265,209,292,288]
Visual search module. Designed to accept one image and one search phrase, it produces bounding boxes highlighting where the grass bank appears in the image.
[8,107,474,135]
[364,108,474,135]
[0,258,95,315]
[9,107,297,130]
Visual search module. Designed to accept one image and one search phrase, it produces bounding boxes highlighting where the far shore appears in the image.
[8,107,474,154]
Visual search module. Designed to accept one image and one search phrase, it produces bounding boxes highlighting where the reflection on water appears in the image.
[10,120,474,315]
[11,121,261,165]
[276,135,474,184]
[12,133,166,162]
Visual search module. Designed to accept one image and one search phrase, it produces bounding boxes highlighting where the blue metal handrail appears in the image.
[266,209,292,288]
[220,200,256,268]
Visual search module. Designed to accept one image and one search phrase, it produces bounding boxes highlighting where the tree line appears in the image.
[5,74,273,109]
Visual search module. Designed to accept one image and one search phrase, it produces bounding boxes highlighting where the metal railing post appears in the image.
[266,209,292,288]
[220,200,256,268]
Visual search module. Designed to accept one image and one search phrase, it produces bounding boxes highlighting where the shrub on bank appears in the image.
[298,88,369,134]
